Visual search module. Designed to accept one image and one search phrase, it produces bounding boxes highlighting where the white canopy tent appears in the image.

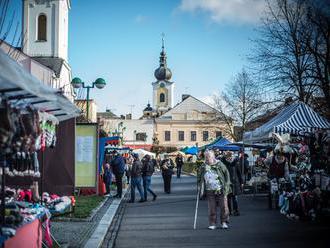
[168,151,186,157]
[132,149,156,159]
[244,102,330,142]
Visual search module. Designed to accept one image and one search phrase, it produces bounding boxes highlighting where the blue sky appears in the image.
[5,0,266,118]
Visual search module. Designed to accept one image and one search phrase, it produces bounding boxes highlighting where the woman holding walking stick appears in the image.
[197,150,231,230]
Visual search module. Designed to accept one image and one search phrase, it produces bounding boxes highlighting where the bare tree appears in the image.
[303,0,330,116]
[213,69,266,141]
[250,0,316,104]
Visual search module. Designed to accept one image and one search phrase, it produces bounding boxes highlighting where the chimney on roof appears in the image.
[182,94,190,102]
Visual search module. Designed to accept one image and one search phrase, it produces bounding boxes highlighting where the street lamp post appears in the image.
[71,77,106,121]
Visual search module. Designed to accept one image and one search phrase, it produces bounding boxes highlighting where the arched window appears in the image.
[160,93,165,103]
[37,14,47,41]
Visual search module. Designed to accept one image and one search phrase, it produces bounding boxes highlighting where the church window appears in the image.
[203,131,209,141]
[178,131,184,141]
[160,93,165,103]
[37,14,47,41]
[165,131,171,141]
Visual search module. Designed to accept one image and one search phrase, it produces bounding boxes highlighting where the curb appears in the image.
[182,171,196,177]
[83,188,128,248]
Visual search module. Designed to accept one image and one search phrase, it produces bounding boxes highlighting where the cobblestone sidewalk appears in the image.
[51,196,114,248]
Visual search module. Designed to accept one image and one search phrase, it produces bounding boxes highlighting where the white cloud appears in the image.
[178,0,266,25]
[134,14,148,24]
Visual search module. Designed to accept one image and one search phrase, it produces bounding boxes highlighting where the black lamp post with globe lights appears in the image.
[71,77,106,121]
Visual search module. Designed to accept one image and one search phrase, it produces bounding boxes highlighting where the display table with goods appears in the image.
[265,134,330,221]
[0,49,80,247]
[0,106,74,247]
[246,157,269,195]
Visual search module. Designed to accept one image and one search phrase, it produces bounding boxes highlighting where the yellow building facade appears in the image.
[155,120,227,148]
[153,95,230,148]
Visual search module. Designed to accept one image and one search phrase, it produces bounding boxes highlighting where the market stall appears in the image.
[205,137,240,151]
[132,149,156,159]
[243,102,330,220]
[243,102,330,142]
[168,151,186,161]
[99,136,121,173]
[0,49,80,246]
[184,146,198,155]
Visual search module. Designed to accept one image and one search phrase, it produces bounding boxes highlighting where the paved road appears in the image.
[112,173,329,248]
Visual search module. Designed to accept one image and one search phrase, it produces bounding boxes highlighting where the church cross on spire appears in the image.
[160,32,167,66]
[161,32,165,52]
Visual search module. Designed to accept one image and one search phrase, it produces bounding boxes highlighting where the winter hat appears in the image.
[132,153,139,160]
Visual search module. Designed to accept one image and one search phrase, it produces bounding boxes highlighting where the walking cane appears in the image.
[193,183,201,230]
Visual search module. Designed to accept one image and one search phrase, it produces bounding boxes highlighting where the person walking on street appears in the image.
[221,152,243,216]
[160,154,174,194]
[196,150,206,200]
[239,152,250,183]
[198,150,231,230]
[111,151,125,198]
[142,155,157,201]
[129,153,145,203]
[125,155,133,184]
[103,163,112,197]
[175,153,184,178]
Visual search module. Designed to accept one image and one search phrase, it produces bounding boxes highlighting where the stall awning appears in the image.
[0,49,80,121]
[185,146,198,155]
[204,137,240,151]
[244,102,330,142]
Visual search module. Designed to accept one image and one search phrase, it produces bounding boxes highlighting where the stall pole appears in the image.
[40,150,44,204]
[1,152,6,224]
[241,141,245,184]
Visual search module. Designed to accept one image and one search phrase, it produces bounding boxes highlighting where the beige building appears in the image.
[97,110,154,150]
[154,95,229,148]
[97,40,230,150]
[74,99,98,122]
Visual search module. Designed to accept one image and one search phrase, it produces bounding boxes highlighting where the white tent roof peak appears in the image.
[244,102,330,142]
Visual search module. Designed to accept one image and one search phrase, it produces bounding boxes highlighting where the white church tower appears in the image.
[152,36,175,115]
[22,0,73,100]
[22,0,70,61]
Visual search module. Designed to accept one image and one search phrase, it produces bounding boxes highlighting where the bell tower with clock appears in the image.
[152,35,174,115]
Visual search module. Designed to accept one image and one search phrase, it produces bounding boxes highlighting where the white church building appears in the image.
[1,0,74,100]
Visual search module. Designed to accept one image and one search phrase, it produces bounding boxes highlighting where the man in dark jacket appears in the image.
[160,154,174,194]
[239,153,250,183]
[142,155,157,201]
[129,153,145,203]
[175,154,184,178]
[111,151,125,198]
[103,163,112,196]
[221,152,243,216]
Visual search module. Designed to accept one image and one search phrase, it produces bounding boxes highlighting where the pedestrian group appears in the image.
[103,149,246,231]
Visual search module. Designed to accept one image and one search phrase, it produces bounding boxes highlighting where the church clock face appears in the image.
[160,82,165,88]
